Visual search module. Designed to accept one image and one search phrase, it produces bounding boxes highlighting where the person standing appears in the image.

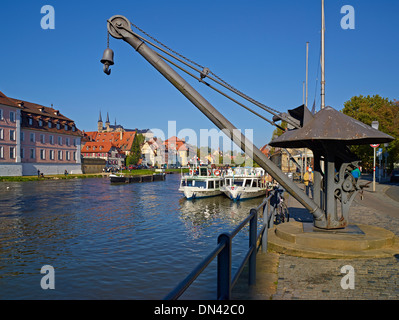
[303,167,314,198]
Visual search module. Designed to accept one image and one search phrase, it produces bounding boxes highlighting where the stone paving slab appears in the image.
[271,180,399,300]
[234,180,399,300]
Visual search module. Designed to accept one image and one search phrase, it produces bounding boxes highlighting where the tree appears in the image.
[269,121,287,156]
[341,95,399,171]
[127,133,145,166]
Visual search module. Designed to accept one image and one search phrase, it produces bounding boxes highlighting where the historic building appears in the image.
[81,141,125,168]
[0,90,83,176]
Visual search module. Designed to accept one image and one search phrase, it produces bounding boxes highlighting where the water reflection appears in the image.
[178,195,264,239]
[0,174,266,299]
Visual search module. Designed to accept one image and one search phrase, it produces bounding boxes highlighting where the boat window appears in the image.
[233,180,243,186]
[253,180,258,187]
[181,180,194,187]
[245,179,252,187]
[195,181,206,188]
[215,181,219,188]
[200,168,207,176]
[208,181,214,189]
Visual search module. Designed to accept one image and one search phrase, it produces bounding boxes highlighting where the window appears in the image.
[66,138,70,146]
[49,135,54,145]
[48,121,52,128]
[10,111,15,122]
[28,118,33,125]
[0,128,3,140]
[73,151,77,161]
[0,109,3,120]
[30,148,35,159]
[64,124,68,131]
[21,148,24,159]
[58,136,62,145]
[10,130,15,141]
[30,132,35,142]
[72,126,76,132]
[39,119,43,127]
[40,149,46,160]
[66,151,70,161]
[0,146,3,158]
[10,147,15,159]
[49,150,54,160]
[56,123,60,130]
[20,131,24,141]
[58,150,63,160]
[73,139,76,146]
[40,134,45,144]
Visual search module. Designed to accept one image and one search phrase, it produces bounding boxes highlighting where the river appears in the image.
[0,174,265,300]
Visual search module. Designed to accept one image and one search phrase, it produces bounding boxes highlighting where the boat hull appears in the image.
[221,186,267,201]
[179,187,222,200]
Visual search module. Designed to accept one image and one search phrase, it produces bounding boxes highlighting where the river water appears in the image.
[0,174,265,300]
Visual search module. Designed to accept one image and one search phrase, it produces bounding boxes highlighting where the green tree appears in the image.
[127,133,145,166]
[269,121,287,156]
[341,95,399,171]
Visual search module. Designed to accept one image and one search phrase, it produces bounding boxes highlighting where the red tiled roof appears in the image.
[0,90,81,136]
[0,91,21,108]
[84,131,136,152]
[82,141,115,153]
[260,144,270,156]
[164,136,188,151]
[9,98,73,122]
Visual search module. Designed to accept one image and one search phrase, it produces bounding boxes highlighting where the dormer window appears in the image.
[56,123,60,129]
[48,121,52,128]
[64,124,68,130]
[28,118,33,125]
[72,126,76,132]
[39,119,43,126]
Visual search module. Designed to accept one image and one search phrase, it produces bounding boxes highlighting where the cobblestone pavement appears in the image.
[272,179,399,300]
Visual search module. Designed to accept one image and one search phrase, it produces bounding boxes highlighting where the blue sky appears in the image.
[1,0,398,150]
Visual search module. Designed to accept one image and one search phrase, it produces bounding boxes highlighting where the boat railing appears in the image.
[164,190,277,300]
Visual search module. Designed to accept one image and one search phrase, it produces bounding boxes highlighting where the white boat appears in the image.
[179,165,224,200]
[221,167,269,201]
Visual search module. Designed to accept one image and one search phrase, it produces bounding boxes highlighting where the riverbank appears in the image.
[0,168,187,182]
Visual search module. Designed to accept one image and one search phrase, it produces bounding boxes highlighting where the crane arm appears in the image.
[104,15,329,228]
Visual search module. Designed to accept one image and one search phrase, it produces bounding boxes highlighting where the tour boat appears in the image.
[179,165,224,200]
[220,167,268,201]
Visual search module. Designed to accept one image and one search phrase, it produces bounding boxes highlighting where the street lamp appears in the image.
[371,121,379,191]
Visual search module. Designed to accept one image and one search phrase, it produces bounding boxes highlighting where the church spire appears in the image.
[98,110,102,122]
[106,112,110,124]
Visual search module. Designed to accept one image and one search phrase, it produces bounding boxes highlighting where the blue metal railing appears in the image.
[164,191,277,300]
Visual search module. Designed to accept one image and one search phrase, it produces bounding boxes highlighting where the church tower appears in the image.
[98,111,103,132]
[105,112,110,132]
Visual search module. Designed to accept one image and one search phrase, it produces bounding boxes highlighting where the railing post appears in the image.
[262,202,269,253]
[217,233,232,300]
[248,209,257,286]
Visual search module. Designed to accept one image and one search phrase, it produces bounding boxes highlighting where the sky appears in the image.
[1,0,398,151]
